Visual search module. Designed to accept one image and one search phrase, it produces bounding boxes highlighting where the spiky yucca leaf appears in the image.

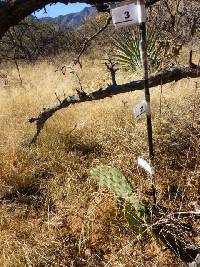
[113,28,171,73]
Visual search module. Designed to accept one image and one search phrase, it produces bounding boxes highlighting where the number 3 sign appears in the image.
[111,1,145,28]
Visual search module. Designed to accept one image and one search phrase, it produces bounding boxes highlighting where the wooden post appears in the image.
[139,22,156,204]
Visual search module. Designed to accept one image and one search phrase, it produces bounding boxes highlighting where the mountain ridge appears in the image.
[40,6,97,28]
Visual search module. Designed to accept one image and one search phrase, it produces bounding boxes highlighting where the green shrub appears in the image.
[113,28,173,74]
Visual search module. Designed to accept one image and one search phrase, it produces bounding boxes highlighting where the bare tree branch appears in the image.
[8,30,25,85]
[74,15,112,67]
[105,52,118,86]
[169,211,200,219]
[29,63,200,144]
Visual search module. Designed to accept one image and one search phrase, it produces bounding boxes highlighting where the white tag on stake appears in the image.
[134,100,148,118]
[111,1,145,29]
[137,157,154,176]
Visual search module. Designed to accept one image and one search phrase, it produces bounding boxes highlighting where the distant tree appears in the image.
[0,16,86,61]
[148,0,200,42]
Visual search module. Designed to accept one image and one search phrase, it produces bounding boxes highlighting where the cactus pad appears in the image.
[91,166,145,213]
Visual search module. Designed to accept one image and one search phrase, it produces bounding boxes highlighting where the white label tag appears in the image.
[111,2,145,28]
[134,100,148,118]
[137,157,154,176]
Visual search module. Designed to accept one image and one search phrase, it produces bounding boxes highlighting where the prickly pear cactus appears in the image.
[91,166,148,235]
[126,206,147,236]
[91,166,144,213]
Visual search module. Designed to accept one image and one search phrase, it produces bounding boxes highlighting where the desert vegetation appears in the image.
[0,0,200,266]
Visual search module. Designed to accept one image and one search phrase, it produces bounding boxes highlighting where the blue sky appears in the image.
[34,3,90,18]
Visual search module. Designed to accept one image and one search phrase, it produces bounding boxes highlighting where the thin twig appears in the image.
[69,68,84,93]
[105,53,118,86]
[8,30,23,86]
[168,211,200,219]
[14,56,23,87]
[55,92,62,104]
[189,50,196,68]
[74,15,112,67]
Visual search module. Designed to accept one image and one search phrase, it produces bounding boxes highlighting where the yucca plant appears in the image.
[113,28,173,74]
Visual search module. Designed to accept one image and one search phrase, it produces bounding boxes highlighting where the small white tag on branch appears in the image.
[137,157,154,176]
[111,1,145,29]
[134,100,150,118]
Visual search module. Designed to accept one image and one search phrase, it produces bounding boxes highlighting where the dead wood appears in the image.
[29,63,200,144]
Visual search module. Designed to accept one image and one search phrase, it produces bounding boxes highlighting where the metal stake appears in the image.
[139,22,156,204]
[139,22,154,159]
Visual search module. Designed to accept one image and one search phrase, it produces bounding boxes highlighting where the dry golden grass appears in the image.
[0,55,199,266]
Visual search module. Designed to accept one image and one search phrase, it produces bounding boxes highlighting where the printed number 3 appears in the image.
[124,11,130,19]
